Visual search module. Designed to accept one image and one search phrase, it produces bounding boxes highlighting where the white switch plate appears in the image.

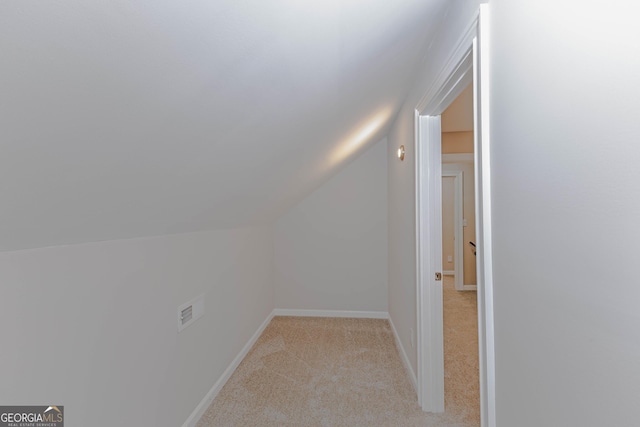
[447,255,452,263]
[463,218,468,226]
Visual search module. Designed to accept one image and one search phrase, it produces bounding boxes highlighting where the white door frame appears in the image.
[414,5,495,426]
[442,170,464,291]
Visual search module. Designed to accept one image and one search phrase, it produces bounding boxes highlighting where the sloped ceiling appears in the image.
[0,0,448,251]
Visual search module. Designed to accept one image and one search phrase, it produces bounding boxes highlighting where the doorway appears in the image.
[440,82,480,425]
[414,5,495,427]
[441,82,477,291]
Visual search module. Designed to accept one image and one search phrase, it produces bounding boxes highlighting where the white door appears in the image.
[416,114,444,412]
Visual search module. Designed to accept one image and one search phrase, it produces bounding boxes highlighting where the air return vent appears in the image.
[177,295,205,332]
[181,305,193,325]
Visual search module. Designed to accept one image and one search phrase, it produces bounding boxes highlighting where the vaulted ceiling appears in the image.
[0,0,449,251]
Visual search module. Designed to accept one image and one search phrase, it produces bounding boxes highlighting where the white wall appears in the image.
[388,1,640,423]
[274,138,388,312]
[387,0,480,379]
[0,227,274,427]
[490,1,640,425]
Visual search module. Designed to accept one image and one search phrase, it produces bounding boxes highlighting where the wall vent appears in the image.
[177,295,205,332]
[180,305,193,325]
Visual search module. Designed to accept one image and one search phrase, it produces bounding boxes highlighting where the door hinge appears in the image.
[435,272,442,281]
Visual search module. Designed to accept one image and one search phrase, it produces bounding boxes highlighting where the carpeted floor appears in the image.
[197,282,479,427]
[442,275,480,425]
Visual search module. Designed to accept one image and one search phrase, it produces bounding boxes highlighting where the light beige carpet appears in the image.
[442,275,480,426]
[197,303,479,426]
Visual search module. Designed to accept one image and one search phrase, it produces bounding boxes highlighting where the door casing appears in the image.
[414,5,495,426]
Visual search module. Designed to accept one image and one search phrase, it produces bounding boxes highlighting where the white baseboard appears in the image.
[273,308,389,319]
[388,315,417,393]
[443,270,455,276]
[181,311,274,427]
[462,285,477,291]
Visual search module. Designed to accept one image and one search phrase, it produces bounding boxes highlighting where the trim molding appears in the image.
[181,311,274,427]
[416,13,478,114]
[475,6,497,425]
[443,270,455,276]
[389,315,418,393]
[273,309,389,319]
